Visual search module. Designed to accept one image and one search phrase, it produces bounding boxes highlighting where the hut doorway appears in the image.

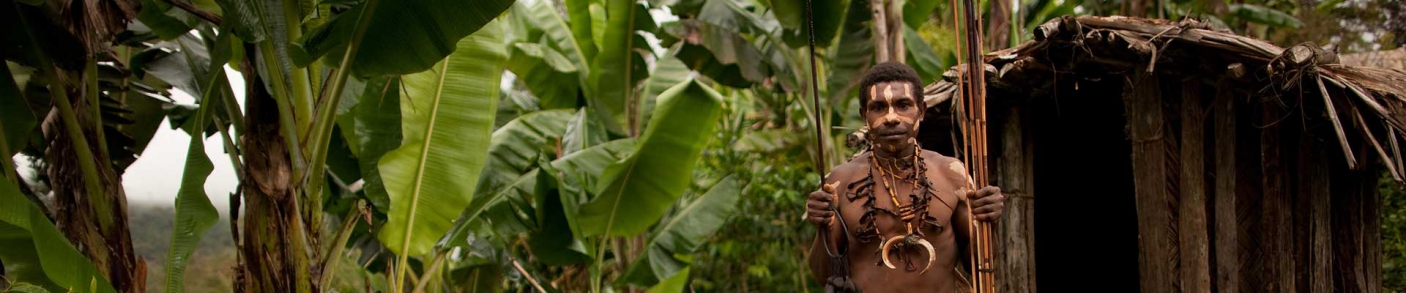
[1028,79,1140,291]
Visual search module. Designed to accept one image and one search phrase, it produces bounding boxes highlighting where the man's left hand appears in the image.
[966,186,1005,221]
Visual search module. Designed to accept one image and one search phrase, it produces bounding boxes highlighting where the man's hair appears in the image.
[858,62,924,108]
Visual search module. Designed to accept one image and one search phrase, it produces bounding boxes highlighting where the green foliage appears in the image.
[1384,173,1406,291]
[164,84,219,293]
[350,76,401,213]
[0,180,116,293]
[589,0,655,134]
[508,42,581,110]
[0,63,34,156]
[766,0,848,48]
[527,160,593,265]
[645,267,689,293]
[580,78,726,237]
[1228,3,1304,29]
[620,175,742,286]
[377,19,505,257]
[294,0,515,76]
[7,0,1406,292]
[825,0,877,115]
[903,24,946,84]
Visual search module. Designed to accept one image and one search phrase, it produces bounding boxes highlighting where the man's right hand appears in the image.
[806,182,840,226]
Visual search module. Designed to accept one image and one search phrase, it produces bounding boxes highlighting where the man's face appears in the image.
[862,81,924,153]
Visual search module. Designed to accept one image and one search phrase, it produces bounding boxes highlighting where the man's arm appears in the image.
[805,164,857,284]
[939,156,977,272]
[808,213,845,283]
[953,193,974,274]
[939,155,1005,280]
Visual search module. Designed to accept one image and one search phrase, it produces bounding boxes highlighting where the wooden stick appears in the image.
[511,258,548,293]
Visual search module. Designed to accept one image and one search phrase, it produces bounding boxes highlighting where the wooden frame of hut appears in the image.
[914,15,1406,292]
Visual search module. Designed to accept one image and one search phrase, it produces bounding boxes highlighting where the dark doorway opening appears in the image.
[1029,79,1140,291]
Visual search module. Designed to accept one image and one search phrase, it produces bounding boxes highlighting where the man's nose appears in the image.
[883,117,901,126]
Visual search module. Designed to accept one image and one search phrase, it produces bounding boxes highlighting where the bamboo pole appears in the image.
[955,0,996,290]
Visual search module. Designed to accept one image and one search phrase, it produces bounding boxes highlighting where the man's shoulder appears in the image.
[919,150,960,165]
[827,152,871,179]
[919,150,970,184]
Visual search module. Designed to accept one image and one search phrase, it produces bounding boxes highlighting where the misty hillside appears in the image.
[128,204,236,293]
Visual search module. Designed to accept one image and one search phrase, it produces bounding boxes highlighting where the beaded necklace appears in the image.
[845,143,954,273]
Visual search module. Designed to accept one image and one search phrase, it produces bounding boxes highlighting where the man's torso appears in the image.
[830,150,966,292]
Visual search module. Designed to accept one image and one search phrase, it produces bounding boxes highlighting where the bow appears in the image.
[806,1,858,292]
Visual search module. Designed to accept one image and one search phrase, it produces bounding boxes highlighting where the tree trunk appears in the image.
[987,0,1010,50]
[234,46,318,293]
[871,0,891,63]
[42,71,145,293]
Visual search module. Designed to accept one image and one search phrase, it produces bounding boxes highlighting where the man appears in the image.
[806,62,1006,292]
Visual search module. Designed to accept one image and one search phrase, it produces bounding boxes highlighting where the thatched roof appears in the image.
[1341,48,1406,71]
[923,15,1406,180]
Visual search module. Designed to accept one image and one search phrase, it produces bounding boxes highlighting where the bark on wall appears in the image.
[1124,71,1178,293]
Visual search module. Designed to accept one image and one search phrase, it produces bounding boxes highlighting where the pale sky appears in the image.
[16,66,245,211]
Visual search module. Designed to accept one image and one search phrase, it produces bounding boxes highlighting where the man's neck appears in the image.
[871,142,917,163]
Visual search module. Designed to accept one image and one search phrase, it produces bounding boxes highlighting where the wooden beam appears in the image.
[1179,81,1210,293]
[1213,84,1239,293]
[1299,132,1333,293]
[1260,100,1295,292]
[1124,71,1177,293]
[996,107,1034,293]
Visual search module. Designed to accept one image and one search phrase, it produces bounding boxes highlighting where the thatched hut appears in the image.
[915,15,1406,292]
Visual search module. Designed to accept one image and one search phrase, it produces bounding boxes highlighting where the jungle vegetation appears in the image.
[0,0,1402,292]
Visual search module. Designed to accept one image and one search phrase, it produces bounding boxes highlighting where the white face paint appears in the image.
[949,161,974,187]
[881,84,901,124]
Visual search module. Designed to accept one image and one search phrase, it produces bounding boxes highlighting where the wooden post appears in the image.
[1331,167,1368,293]
[1260,100,1294,292]
[1298,131,1333,293]
[1179,81,1210,293]
[1365,172,1382,293]
[1212,84,1239,293]
[997,107,1034,293]
[1124,71,1177,293]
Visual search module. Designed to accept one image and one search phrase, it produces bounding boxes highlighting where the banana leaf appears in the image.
[163,78,219,293]
[766,0,848,48]
[442,138,636,249]
[508,42,581,110]
[1,63,34,155]
[377,19,505,257]
[293,0,516,76]
[620,176,742,286]
[588,0,655,134]
[352,76,400,213]
[0,180,116,293]
[1228,4,1303,28]
[825,0,876,115]
[579,78,725,236]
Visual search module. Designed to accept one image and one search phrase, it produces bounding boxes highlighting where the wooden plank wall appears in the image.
[1261,96,1296,292]
[1116,77,1384,293]
[996,107,1036,293]
[1124,71,1179,293]
[1180,81,1212,293]
[1213,82,1240,293]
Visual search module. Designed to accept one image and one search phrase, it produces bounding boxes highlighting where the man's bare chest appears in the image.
[834,162,960,240]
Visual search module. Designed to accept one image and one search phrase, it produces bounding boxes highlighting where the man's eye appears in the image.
[870,104,886,111]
